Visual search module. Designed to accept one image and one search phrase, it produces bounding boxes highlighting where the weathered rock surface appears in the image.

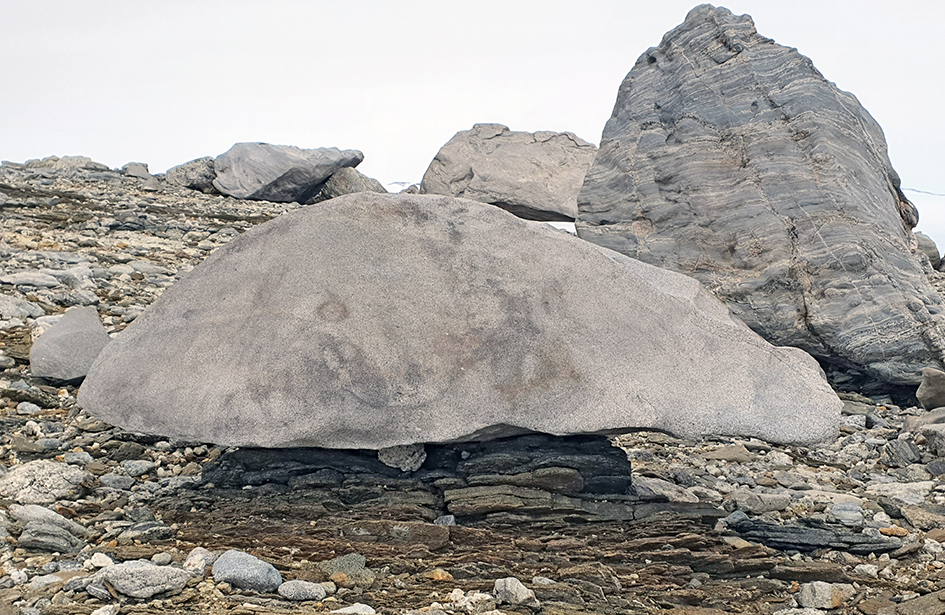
[29,306,109,383]
[314,167,388,202]
[80,192,840,447]
[164,156,217,193]
[212,142,364,202]
[0,459,91,504]
[575,4,945,391]
[421,123,597,221]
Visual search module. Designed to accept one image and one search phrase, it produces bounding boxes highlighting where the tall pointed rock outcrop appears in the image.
[576,4,945,391]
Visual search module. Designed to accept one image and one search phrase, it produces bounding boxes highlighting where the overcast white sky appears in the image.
[3,1,944,245]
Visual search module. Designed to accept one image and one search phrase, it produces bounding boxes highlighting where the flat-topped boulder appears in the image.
[421,124,597,221]
[575,4,945,391]
[79,193,840,448]
[212,142,364,202]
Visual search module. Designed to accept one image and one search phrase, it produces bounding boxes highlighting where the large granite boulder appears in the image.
[575,5,945,392]
[212,142,363,202]
[421,123,597,221]
[79,193,841,448]
[30,306,110,383]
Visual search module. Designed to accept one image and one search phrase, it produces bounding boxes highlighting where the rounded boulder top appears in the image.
[78,193,841,448]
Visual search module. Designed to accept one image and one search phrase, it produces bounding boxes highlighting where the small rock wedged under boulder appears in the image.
[212,142,363,202]
[421,123,597,221]
[30,306,109,383]
[79,193,841,448]
[575,4,945,391]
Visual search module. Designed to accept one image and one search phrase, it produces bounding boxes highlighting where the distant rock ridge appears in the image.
[421,124,597,221]
[576,3,945,391]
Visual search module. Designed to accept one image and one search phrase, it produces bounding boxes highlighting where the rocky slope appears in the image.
[3,158,945,615]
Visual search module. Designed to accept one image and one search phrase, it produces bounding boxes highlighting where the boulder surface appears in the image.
[575,4,945,391]
[421,123,597,221]
[79,193,840,448]
[212,142,363,202]
[30,306,110,383]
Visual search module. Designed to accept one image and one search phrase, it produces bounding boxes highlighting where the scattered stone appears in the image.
[377,444,426,472]
[211,549,282,592]
[796,581,856,609]
[318,553,375,588]
[494,576,540,609]
[9,504,89,538]
[330,605,376,615]
[98,559,191,599]
[183,547,217,574]
[917,232,942,269]
[278,579,327,601]
[17,522,86,552]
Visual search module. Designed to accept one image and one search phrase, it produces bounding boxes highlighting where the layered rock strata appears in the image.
[421,123,597,221]
[575,4,945,391]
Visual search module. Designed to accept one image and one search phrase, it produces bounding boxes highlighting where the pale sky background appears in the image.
[2,1,944,246]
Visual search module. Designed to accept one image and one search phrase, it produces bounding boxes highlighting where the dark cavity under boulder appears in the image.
[575,4,945,392]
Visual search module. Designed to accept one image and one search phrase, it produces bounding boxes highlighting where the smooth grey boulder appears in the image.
[9,504,90,538]
[575,4,945,391]
[30,306,110,383]
[421,123,597,221]
[79,193,840,447]
[165,156,217,193]
[211,549,282,592]
[313,167,388,202]
[916,232,941,269]
[212,142,363,202]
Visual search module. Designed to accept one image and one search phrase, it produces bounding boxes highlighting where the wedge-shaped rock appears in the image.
[421,123,597,221]
[212,142,363,202]
[576,5,945,390]
[79,193,840,447]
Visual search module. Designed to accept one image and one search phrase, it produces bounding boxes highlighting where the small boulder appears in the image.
[212,549,282,592]
[918,367,945,410]
[314,167,387,202]
[30,306,109,383]
[212,142,363,202]
[493,576,540,609]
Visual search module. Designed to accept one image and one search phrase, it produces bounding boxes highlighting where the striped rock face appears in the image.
[576,5,945,391]
[79,193,840,449]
